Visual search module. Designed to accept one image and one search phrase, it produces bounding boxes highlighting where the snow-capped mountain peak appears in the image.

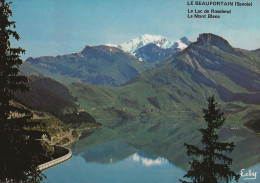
[173,40,188,50]
[171,37,192,51]
[116,34,173,54]
[104,35,192,63]
[105,34,192,55]
[132,36,192,64]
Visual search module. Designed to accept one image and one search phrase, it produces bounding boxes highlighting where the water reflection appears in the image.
[73,140,136,163]
[44,119,260,183]
[132,152,168,167]
[44,149,260,183]
[72,119,260,171]
[44,151,185,183]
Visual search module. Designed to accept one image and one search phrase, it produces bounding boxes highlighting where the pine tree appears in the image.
[0,0,46,182]
[180,96,240,183]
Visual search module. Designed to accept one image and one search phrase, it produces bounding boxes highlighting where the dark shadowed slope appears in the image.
[15,76,97,127]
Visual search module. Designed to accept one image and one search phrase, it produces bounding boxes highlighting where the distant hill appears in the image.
[21,46,153,86]
[15,75,98,128]
[16,75,78,115]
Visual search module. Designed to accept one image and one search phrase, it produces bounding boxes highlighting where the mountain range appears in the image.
[68,34,260,123]
[20,35,191,86]
[18,33,260,132]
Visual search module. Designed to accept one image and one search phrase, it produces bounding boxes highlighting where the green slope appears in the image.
[17,33,260,133]
[68,33,260,125]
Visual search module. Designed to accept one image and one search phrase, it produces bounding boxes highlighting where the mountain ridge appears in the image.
[66,33,260,123]
[21,34,193,86]
[21,45,154,86]
[133,36,191,64]
[106,34,192,61]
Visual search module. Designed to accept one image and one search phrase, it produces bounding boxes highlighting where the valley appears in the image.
[18,33,260,134]
[66,34,260,131]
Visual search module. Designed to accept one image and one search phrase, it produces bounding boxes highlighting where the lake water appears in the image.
[43,120,260,183]
[43,152,186,183]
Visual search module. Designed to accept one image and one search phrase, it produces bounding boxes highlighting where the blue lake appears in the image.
[44,151,260,183]
[43,120,260,183]
[44,152,185,183]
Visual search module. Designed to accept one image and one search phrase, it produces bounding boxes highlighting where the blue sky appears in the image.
[10,0,260,59]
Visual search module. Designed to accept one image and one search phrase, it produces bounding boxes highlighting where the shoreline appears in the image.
[38,146,72,171]
[38,124,103,171]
